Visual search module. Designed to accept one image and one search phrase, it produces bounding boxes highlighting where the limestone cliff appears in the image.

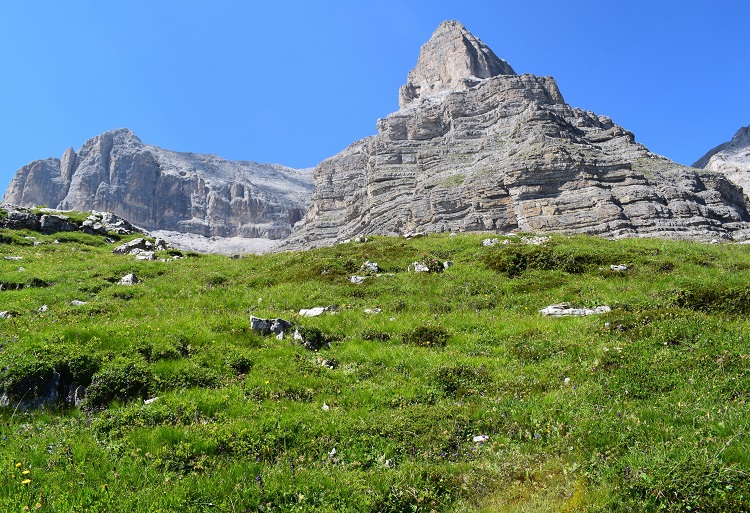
[287,21,750,246]
[694,126,750,195]
[3,129,314,238]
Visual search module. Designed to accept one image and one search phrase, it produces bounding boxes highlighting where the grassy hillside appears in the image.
[1,225,749,512]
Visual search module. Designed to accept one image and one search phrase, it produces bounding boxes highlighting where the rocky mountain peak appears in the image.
[3,129,314,240]
[287,21,750,248]
[399,20,516,108]
[694,125,750,194]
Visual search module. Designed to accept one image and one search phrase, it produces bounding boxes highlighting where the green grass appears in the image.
[1,228,750,511]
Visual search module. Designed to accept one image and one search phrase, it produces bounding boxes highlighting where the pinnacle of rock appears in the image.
[399,20,516,108]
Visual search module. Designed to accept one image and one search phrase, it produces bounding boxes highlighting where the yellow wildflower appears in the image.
[22,478,31,485]
[22,469,30,475]
[15,463,21,468]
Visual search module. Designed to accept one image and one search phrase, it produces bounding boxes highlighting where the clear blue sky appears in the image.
[1,1,748,192]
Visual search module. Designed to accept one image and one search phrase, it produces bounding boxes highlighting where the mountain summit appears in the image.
[694,126,750,194]
[399,20,516,108]
[3,128,314,239]
[287,21,750,247]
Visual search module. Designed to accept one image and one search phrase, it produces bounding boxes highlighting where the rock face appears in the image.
[288,21,750,247]
[399,20,516,108]
[4,129,314,239]
[694,126,750,195]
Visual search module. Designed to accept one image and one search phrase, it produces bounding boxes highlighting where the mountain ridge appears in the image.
[3,128,314,239]
[5,21,750,250]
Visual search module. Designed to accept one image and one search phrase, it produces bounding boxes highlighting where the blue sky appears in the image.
[1,1,748,192]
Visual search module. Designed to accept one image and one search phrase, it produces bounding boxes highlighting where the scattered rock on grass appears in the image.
[540,303,611,317]
[299,305,337,317]
[318,357,338,369]
[411,262,430,272]
[118,273,141,285]
[610,264,630,272]
[250,316,292,338]
[113,237,168,256]
[349,275,366,284]
[70,300,87,306]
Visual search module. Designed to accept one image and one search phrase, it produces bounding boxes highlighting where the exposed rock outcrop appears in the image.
[0,204,143,235]
[4,129,314,239]
[694,126,750,194]
[399,20,516,108]
[288,21,750,247]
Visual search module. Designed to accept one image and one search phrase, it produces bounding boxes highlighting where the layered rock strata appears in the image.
[4,129,314,239]
[694,126,750,195]
[288,21,750,247]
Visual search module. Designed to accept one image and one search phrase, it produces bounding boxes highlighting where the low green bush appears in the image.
[402,324,449,347]
[225,351,253,375]
[435,365,490,397]
[85,356,153,407]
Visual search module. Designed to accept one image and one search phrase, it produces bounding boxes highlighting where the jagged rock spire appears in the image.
[399,20,516,108]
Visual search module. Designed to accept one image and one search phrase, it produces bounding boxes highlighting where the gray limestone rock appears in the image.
[2,208,40,230]
[287,21,750,248]
[4,128,314,239]
[112,238,154,255]
[399,20,516,109]
[39,214,77,234]
[540,304,611,317]
[694,126,750,195]
[250,316,292,337]
[118,273,141,285]
[298,305,337,317]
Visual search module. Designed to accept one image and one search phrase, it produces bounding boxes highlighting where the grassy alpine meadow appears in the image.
[1,223,750,512]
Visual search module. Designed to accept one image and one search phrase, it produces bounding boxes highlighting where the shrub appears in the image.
[435,365,490,397]
[60,352,101,385]
[669,285,750,314]
[85,356,152,408]
[225,351,253,375]
[403,324,449,347]
[155,361,221,390]
[0,356,57,407]
[294,326,331,351]
[484,244,605,277]
[419,254,445,273]
[361,329,391,341]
